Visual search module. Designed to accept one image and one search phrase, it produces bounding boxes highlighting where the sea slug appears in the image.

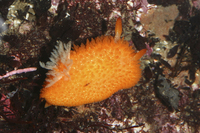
[40,18,146,107]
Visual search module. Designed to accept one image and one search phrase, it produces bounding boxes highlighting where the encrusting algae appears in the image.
[40,18,146,107]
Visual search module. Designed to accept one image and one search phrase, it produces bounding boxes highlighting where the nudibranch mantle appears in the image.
[40,18,146,107]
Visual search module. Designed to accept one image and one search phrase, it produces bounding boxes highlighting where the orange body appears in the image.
[40,18,146,107]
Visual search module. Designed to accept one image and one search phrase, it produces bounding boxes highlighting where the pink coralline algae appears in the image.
[0,67,37,80]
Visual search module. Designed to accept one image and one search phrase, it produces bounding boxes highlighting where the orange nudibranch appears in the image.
[40,17,146,107]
